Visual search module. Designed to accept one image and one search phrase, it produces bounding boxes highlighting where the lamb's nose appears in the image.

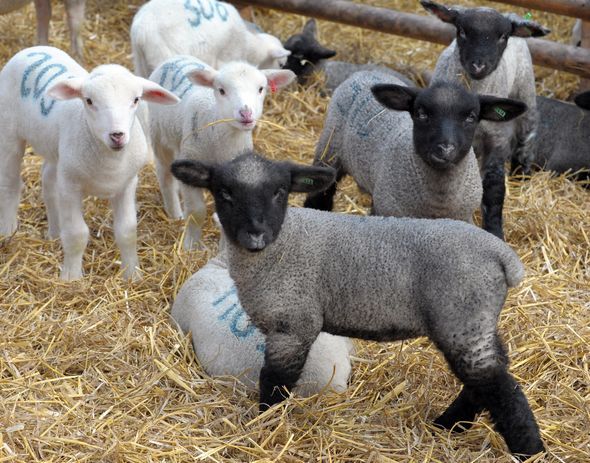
[239,108,253,119]
[438,143,456,156]
[472,61,486,73]
[110,132,124,143]
[248,232,265,249]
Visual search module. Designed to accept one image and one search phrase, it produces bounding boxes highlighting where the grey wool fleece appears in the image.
[318,70,482,222]
[226,207,524,349]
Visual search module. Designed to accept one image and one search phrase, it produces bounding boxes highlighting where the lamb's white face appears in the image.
[188,63,295,131]
[47,65,179,151]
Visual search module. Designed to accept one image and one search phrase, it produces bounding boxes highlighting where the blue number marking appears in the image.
[216,0,229,20]
[20,51,72,117]
[199,0,215,20]
[184,0,229,29]
[212,284,265,350]
[158,58,205,99]
[184,0,201,27]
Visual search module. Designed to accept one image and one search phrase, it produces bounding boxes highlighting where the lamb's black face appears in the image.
[170,152,337,253]
[411,85,480,169]
[420,1,550,81]
[282,19,337,81]
[210,163,291,252]
[455,9,512,80]
[371,82,528,171]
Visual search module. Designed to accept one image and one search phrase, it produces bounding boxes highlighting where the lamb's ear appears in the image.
[288,164,336,193]
[371,84,420,112]
[574,91,590,110]
[302,19,318,37]
[263,69,296,90]
[420,0,459,25]
[479,95,527,122]
[137,78,180,105]
[171,159,213,188]
[308,44,337,61]
[46,77,84,100]
[510,17,551,38]
[187,67,218,87]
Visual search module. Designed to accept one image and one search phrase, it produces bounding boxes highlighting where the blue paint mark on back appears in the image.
[211,285,265,352]
[20,51,75,117]
[158,57,206,99]
[184,0,229,29]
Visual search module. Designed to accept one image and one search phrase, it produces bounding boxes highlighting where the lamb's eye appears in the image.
[134,97,140,104]
[220,189,232,201]
[417,109,428,121]
[465,112,476,123]
[219,88,226,96]
[85,98,93,106]
[258,86,264,94]
[274,187,286,199]
[498,34,508,42]
[458,27,467,39]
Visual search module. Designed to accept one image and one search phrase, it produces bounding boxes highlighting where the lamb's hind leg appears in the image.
[259,332,314,412]
[480,150,507,241]
[511,103,537,176]
[437,331,543,459]
[0,138,25,236]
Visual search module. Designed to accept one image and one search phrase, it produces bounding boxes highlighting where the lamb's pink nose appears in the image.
[239,109,253,120]
[110,132,124,143]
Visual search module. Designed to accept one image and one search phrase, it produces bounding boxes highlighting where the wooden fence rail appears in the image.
[243,0,590,78]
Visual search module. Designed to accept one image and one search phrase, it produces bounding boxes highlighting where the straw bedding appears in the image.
[0,1,588,461]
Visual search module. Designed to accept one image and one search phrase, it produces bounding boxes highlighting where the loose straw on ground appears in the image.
[0,1,588,462]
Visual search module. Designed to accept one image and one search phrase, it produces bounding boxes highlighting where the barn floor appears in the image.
[0,1,588,461]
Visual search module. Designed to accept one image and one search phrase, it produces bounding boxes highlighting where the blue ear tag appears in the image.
[300,177,314,185]
[494,107,507,119]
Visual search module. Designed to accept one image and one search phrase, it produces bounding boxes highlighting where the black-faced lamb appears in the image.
[283,19,415,91]
[0,46,179,280]
[422,0,550,240]
[304,72,526,224]
[171,151,544,460]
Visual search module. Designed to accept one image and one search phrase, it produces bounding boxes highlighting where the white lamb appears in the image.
[0,46,179,280]
[131,0,291,77]
[171,216,353,395]
[148,55,295,249]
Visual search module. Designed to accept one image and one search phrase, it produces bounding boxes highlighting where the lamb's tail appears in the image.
[498,246,525,288]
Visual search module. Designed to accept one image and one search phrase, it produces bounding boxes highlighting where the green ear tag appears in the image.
[300,177,314,185]
[523,12,532,20]
[494,107,507,119]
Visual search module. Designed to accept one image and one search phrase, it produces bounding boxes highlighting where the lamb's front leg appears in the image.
[111,176,141,281]
[58,184,88,281]
[42,161,60,239]
[259,332,313,412]
[180,183,207,250]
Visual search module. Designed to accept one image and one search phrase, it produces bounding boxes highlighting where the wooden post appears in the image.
[578,21,590,92]
[244,0,590,78]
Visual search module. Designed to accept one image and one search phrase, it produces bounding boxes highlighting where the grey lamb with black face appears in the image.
[422,0,550,240]
[171,151,544,460]
[304,70,526,223]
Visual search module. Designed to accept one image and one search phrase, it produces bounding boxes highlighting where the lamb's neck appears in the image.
[411,150,474,213]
